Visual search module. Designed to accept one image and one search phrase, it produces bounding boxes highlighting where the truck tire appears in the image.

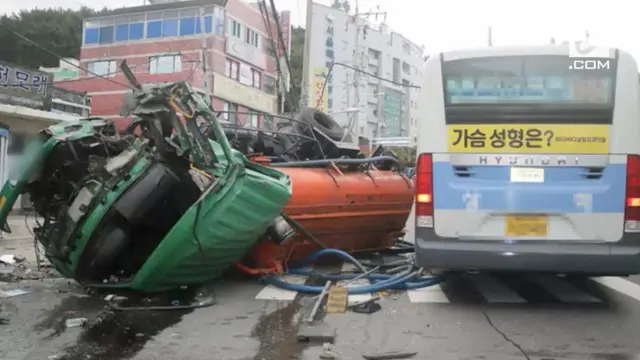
[296,107,344,141]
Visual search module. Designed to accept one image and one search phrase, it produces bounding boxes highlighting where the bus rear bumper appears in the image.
[414,227,640,276]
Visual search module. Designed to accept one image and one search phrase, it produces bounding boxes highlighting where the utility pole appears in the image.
[300,0,314,109]
[350,3,386,143]
[352,0,361,142]
[199,6,211,105]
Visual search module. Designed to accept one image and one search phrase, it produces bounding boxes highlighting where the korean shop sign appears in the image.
[0,60,53,111]
[447,124,609,154]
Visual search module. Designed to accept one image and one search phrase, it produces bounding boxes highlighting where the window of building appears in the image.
[179,16,196,36]
[325,49,334,59]
[263,75,276,94]
[245,28,260,48]
[222,101,238,123]
[247,111,259,127]
[149,55,182,74]
[98,26,114,44]
[87,60,117,77]
[115,23,128,42]
[162,18,179,37]
[228,19,242,39]
[147,20,162,38]
[225,58,240,80]
[84,9,217,46]
[133,22,144,40]
[263,115,274,130]
[251,69,261,89]
[213,7,225,36]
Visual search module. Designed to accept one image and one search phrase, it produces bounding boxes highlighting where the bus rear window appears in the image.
[442,55,616,105]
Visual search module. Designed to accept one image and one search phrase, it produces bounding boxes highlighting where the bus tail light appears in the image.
[416,153,434,228]
[625,155,640,232]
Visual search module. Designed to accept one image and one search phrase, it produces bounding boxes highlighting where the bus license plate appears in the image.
[505,215,548,237]
[510,167,544,183]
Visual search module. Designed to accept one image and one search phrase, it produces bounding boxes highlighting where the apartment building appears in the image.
[58,0,291,131]
[307,2,424,144]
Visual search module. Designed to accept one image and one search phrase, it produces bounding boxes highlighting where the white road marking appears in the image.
[407,284,449,303]
[339,262,373,306]
[593,277,640,302]
[466,275,526,303]
[527,275,601,303]
[254,274,307,301]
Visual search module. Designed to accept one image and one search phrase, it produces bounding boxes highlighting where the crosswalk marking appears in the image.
[338,262,373,306]
[526,275,601,303]
[252,262,636,305]
[465,274,526,304]
[254,274,308,301]
[593,277,640,302]
[406,284,449,303]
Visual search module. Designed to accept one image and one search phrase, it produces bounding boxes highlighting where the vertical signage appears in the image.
[382,87,403,137]
[311,67,328,113]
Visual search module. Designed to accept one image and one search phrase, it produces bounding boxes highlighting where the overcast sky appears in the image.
[4,0,638,60]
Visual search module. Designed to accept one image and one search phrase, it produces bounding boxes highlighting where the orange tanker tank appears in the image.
[246,156,414,269]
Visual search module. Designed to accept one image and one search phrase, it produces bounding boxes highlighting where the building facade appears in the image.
[58,0,291,131]
[40,58,82,82]
[307,3,424,144]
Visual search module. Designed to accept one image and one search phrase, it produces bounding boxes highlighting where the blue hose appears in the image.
[262,248,444,294]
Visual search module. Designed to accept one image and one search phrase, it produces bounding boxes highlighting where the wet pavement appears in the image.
[2,273,640,360]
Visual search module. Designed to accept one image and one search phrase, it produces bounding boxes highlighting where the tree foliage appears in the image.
[0,7,108,69]
[388,146,416,168]
[284,25,304,112]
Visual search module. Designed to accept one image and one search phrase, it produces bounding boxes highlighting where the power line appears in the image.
[266,0,295,97]
[258,0,295,113]
[314,61,420,109]
[0,20,132,89]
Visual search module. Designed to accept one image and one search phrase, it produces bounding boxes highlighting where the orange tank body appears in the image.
[249,163,414,269]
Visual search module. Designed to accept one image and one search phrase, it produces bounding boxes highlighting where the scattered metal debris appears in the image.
[351,297,382,314]
[64,317,88,328]
[297,281,336,343]
[104,294,127,302]
[0,288,29,297]
[320,342,339,359]
[0,254,16,264]
[362,351,418,360]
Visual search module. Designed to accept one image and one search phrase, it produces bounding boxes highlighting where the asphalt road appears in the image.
[2,270,640,360]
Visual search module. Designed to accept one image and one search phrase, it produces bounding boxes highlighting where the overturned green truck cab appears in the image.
[0,82,291,292]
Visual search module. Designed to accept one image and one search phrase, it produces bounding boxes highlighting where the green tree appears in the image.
[388,146,416,168]
[284,26,304,112]
[0,7,107,69]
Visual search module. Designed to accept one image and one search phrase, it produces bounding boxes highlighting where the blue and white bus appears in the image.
[414,44,640,275]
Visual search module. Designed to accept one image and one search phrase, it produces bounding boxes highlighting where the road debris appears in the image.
[350,297,382,314]
[0,254,16,264]
[0,289,29,297]
[297,281,336,343]
[362,351,418,360]
[319,343,339,359]
[104,294,127,302]
[326,285,348,313]
[65,317,88,328]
